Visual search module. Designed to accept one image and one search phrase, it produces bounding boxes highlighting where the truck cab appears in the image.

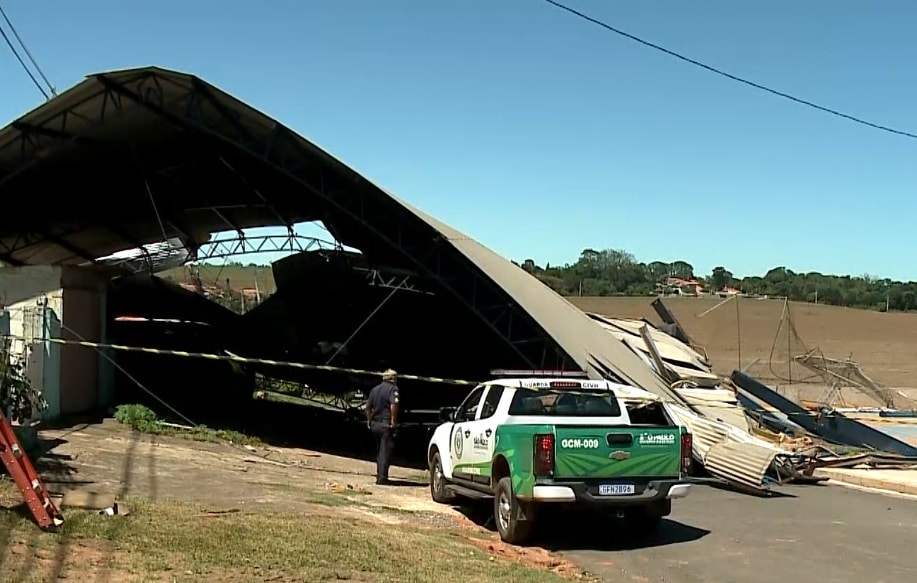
[427,372,693,545]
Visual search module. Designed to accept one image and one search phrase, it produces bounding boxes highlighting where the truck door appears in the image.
[460,385,505,487]
[450,385,486,482]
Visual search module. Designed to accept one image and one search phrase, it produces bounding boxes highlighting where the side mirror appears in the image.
[439,407,457,422]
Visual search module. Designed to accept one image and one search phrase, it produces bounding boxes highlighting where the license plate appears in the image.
[598,483,635,496]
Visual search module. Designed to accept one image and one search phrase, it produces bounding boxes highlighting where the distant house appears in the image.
[660,277,704,296]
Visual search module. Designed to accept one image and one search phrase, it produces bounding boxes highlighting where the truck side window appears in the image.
[455,386,485,422]
[478,386,504,420]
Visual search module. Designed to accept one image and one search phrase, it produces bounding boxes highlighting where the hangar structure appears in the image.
[1,66,816,495]
[0,65,683,419]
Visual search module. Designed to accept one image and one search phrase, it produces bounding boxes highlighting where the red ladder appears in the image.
[0,410,64,530]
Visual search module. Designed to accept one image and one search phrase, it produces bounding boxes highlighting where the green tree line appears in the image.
[517,248,917,313]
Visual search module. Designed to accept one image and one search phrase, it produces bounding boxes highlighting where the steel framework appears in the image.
[193,232,336,261]
[0,68,575,370]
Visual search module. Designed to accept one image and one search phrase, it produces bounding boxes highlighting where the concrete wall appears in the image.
[1,265,110,421]
[4,293,64,421]
[0,266,63,306]
[60,288,102,414]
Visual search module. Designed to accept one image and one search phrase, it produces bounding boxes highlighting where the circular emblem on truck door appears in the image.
[453,428,463,459]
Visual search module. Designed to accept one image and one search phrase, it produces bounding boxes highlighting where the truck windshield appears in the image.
[508,389,622,417]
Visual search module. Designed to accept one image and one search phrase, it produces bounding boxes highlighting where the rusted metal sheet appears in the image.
[704,441,779,491]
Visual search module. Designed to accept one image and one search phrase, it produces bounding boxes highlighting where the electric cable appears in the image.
[0,2,55,98]
[541,0,917,140]
[0,19,47,99]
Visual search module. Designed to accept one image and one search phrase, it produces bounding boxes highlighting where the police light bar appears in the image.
[549,380,581,388]
[490,369,589,379]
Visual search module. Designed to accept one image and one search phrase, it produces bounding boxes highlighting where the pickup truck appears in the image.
[427,375,693,545]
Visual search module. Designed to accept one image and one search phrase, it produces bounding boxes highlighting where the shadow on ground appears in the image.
[170,397,435,471]
[704,479,803,499]
[43,397,435,475]
[380,478,428,487]
[454,499,710,551]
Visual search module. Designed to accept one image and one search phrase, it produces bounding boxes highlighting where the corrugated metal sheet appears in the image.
[705,441,779,491]
[667,404,785,491]
[690,403,752,434]
[587,313,711,371]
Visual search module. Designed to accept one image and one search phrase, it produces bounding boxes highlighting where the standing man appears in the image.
[365,369,399,485]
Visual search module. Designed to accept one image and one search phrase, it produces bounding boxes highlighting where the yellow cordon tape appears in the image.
[0,335,841,414]
[2,336,478,387]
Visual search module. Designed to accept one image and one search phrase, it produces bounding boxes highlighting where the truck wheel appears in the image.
[429,451,456,504]
[494,477,534,545]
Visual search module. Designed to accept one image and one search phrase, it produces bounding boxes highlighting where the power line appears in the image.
[0,21,46,99]
[0,1,55,98]
[541,0,917,141]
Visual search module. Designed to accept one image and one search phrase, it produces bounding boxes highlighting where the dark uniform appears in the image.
[366,379,399,483]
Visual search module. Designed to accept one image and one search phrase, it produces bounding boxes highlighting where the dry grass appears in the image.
[0,480,573,583]
[569,296,917,388]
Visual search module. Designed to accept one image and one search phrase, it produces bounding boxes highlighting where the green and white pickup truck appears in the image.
[427,374,693,544]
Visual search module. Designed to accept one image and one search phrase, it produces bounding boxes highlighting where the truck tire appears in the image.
[494,477,534,545]
[429,451,456,504]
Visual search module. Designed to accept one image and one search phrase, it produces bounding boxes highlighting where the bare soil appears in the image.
[569,296,917,392]
[0,419,588,582]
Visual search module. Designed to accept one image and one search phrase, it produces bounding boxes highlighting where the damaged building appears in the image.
[3,66,916,496]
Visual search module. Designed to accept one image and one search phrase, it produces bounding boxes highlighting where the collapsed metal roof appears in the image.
[0,66,689,396]
[0,66,806,493]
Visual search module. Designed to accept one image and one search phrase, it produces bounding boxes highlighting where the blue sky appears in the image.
[2,0,916,280]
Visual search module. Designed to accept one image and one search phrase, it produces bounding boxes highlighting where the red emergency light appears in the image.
[549,381,581,388]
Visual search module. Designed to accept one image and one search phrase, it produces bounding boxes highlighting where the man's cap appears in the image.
[382,368,397,379]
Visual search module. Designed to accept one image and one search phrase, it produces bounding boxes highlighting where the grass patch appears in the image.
[0,481,569,582]
[113,404,261,447]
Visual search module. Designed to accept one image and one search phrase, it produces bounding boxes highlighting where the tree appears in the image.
[515,247,917,314]
[710,266,733,292]
[646,261,670,283]
[671,261,695,279]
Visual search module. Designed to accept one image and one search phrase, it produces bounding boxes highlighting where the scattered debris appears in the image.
[732,371,917,457]
[590,298,917,495]
[812,452,917,470]
[794,350,917,410]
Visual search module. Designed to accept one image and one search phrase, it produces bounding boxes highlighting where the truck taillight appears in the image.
[534,434,555,477]
[680,432,693,474]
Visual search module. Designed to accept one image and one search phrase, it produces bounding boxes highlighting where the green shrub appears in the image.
[114,404,163,433]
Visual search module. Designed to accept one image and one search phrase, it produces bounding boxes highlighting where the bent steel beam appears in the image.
[731,370,917,457]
